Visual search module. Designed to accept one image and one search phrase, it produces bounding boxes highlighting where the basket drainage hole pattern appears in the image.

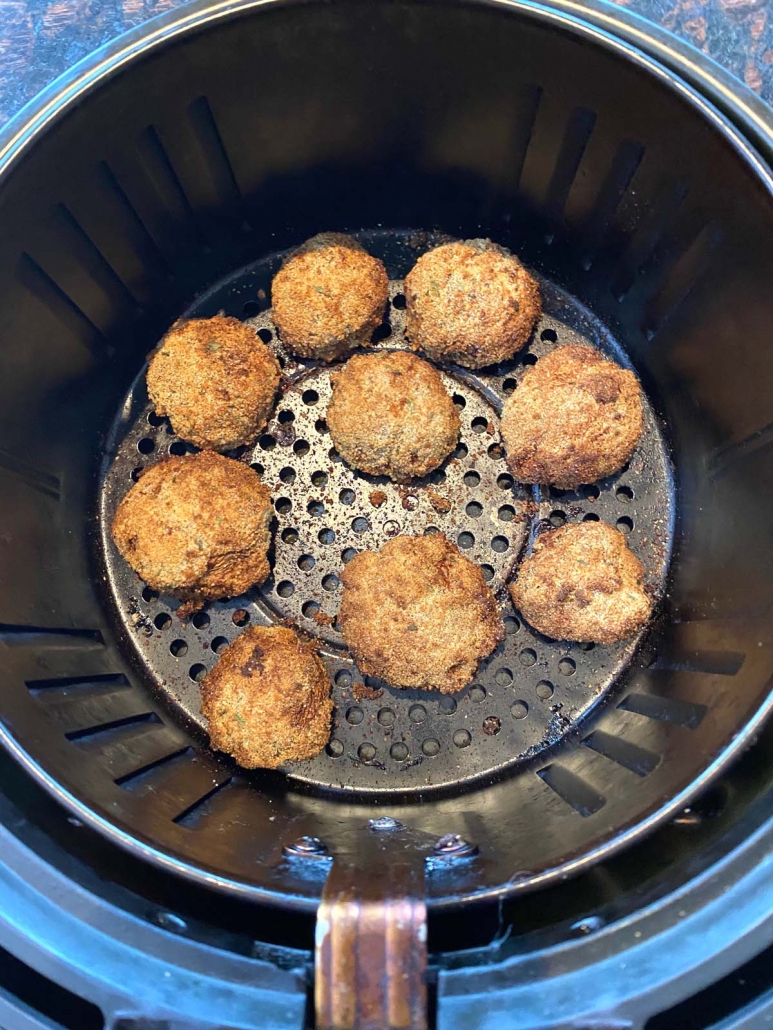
[100,229,674,795]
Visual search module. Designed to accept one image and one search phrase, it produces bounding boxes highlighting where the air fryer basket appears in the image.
[2,0,773,1000]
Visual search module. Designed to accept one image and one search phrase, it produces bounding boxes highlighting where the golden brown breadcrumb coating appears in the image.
[339,534,503,692]
[501,344,643,489]
[404,239,541,368]
[200,626,332,769]
[271,233,389,362]
[146,316,281,451]
[111,452,272,603]
[510,521,652,645]
[326,351,460,481]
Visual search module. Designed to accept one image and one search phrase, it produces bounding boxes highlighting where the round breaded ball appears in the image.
[326,351,460,481]
[111,452,272,604]
[200,625,333,769]
[339,534,503,692]
[271,233,389,362]
[501,344,643,489]
[404,239,541,368]
[510,521,652,645]
[146,316,281,451]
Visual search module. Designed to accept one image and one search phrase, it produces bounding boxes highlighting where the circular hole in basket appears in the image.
[559,657,577,676]
[147,410,164,427]
[211,636,229,654]
[322,573,339,592]
[358,743,376,763]
[616,485,634,503]
[315,418,328,435]
[326,739,344,758]
[536,680,554,699]
[339,488,355,505]
[311,470,328,487]
[293,439,310,457]
[481,564,495,582]
[469,686,486,703]
[617,516,634,535]
[232,609,249,626]
[259,434,276,451]
[281,527,298,544]
[251,462,264,476]
[169,441,188,456]
[582,484,600,501]
[342,547,358,564]
[335,669,352,688]
[466,501,483,518]
[169,639,188,657]
[483,716,501,736]
[463,470,480,488]
[495,668,513,686]
[278,410,295,424]
[583,512,600,523]
[276,580,295,598]
[352,516,370,534]
[439,696,457,714]
[491,535,509,552]
[488,443,504,460]
[502,377,517,395]
[453,729,472,748]
[378,707,395,726]
[457,531,474,549]
[504,616,521,635]
[429,468,446,485]
[471,417,488,434]
[511,701,529,719]
[189,664,207,682]
[392,293,406,309]
[579,641,595,652]
[540,328,558,343]
[549,510,566,527]
[137,437,154,454]
[390,742,409,761]
[302,389,319,406]
[523,353,538,365]
[422,738,440,756]
[298,553,315,571]
[275,497,292,515]
[346,706,364,725]
[243,301,261,317]
[257,328,272,343]
[453,393,466,410]
[191,612,210,630]
[318,527,335,545]
[278,467,295,485]
[519,648,537,667]
[130,466,144,482]
[308,500,325,517]
[497,473,514,490]
[302,600,320,619]
[408,704,427,723]
[142,586,158,603]
[454,442,468,460]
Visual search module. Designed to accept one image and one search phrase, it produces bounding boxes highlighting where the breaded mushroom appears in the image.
[339,534,503,692]
[271,233,389,362]
[112,452,272,604]
[404,239,541,368]
[147,316,281,451]
[501,344,643,489]
[510,521,652,645]
[200,625,333,769]
[326,351,460,481]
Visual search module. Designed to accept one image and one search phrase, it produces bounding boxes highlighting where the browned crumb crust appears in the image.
[404,239,541,368]
[326,351,460,481]
[509,521,652,645]
[200,625,333,769]
[146,316,281,451]
[338,534,503,692]
[501,344,643,489]
[111,451,272,603]
[271,233,389,362]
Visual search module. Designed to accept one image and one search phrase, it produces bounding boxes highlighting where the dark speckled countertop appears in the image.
[0,0,770,127]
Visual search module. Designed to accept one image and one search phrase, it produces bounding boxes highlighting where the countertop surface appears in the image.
[0,0,770,127]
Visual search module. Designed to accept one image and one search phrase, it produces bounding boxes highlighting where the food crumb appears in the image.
[369,490,387,508]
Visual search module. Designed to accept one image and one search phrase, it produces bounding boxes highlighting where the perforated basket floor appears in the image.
[100,229,674,794]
